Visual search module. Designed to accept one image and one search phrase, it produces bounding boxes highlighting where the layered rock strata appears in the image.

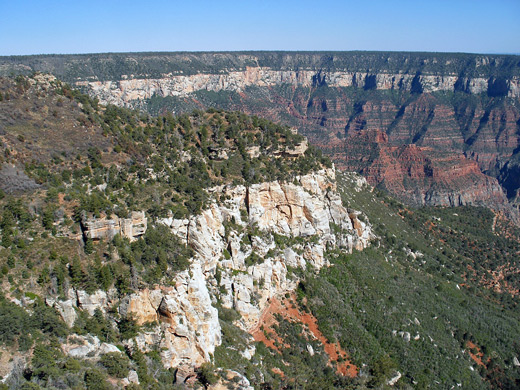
[70,64,520,213]
[3,52,520,210]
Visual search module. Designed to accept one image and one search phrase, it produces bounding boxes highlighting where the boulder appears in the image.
[64,335,120,359]
[54,299,77,328]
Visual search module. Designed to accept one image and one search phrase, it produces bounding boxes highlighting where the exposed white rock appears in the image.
[76,67,515,108]
[63,335,120,359]
[208,370,254,390]
[240,343,256,360]
[62,167,372,374]
[119,264,221,369]
[284,247,306,269]
[46,298,77,328]
[398,331,411,342]
[387,371,402,386]
[99,343,121,354]
[82,211,147,242]
[75,289,110,316]
[303,243,326,268]
[127,370,139,384]
[158,167,372,334]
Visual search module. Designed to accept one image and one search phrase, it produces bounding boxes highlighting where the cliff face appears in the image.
[74,68,520,107]
[81,211,147,241]
[47,168,372,376]
[335,97,515,208]
[157,168,371,331]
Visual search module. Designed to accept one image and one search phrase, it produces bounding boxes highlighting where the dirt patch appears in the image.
[271,367,285,378]
[251,297,290,352]
[251,294,358,377]
[466,341,488,368]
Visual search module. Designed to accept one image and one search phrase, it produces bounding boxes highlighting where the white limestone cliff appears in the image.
[75,67,519,107]
[157,167,372,333]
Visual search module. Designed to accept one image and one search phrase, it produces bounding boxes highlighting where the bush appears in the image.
[197,363,218,388]
[19,383,42,390]
[84,369,111,390]
[99,352,130,378]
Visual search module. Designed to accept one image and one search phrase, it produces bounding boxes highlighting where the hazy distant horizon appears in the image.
[1,49,520,59]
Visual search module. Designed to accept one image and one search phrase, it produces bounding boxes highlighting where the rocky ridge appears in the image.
[3,71,520,388]
[46,168,372,377]
[65,60,520,215]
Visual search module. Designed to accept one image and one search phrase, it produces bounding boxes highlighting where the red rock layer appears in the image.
[225,89,519,209]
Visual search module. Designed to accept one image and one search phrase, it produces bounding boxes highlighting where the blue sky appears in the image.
[1,0,519,55]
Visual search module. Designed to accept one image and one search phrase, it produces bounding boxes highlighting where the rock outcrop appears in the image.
[157,168,372,333]
[62,335,121,359]
[335,96,517,211]
[119,264,221,369]
[73,66,520,213]
[74,68,520,107]
[76,167,372,372]
[3,52,520,211]
[45,297,77,328]
[81,211,147,241]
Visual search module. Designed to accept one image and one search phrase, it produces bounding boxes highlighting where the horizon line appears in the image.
[1,49,520,58]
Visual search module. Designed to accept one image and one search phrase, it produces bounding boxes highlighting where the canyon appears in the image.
[2,51,518,212]
[1,72,520,388]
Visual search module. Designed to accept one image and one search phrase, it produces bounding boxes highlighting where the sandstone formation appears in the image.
[119,264,221,369]
[334,97,517,210]
[208,370,254,390]
[68,63,520,213]
[45,297,77,328]
[2,52,520,211]
[158,168,372,333]
[4,53,520,212]
[49,168,372,374]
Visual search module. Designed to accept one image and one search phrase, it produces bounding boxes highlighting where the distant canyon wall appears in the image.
[75,67,520,106]
[73,63,520,215]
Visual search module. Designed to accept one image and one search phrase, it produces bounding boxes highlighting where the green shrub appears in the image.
[99,352,130,378]
[84,369,111,390]
[196,363,218,387]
